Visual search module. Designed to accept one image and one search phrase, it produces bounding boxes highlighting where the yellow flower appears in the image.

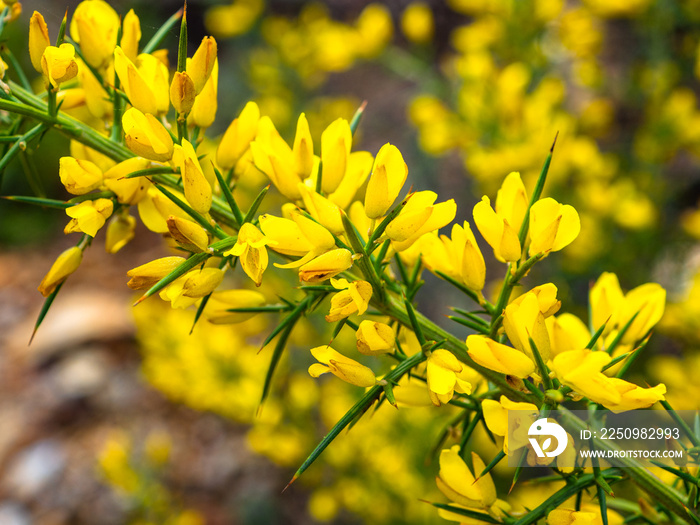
[224,223,274,286]
[80,65,111,119]
[401,2,434,44]
[135,53,170,115]
[70,0,120,69]
[64,198,114,237]
[385,191,457,251]
[590,272,624,335]
[205,289,267,324]
[298,248,353,283]
[29,11,50,73]
[617,282,665,344]
[327,151,373,210]
[298,184,344,234]
[481,396,539,454]
[180,268,225,298]
[170,71,196,115]
[356,320,394,355]
[187,36,217,94]
[426,349,472,406]
[590,274,666,345]
[172,140,212,215]
[364,143,408,219]
[551,349,666,412]
[105,214,136,254]
[473,195,521,263]
[436,447,497,509]
[159,269,224,309]
[260,212,335,268]
[503,291,552,363]
[137,186,190,234]
[308,345,376,387]
[166,215,210,253]
[188,58,218,128]
[38,246,83,297]
[547,313,591,357]
[113,47,158,115]
[121,9,141,62]
[122,107,174,162]
[59,157,103,195]
[103,157,151,205]
[509,283,561,318]
[217,101,260,170]
[325,278,372,322]
[127,256,186,290]
[466,334,536,378]
[548,505,624,525]
[528,198,580,255]
[421,222,485,291]
[496,172,529,233]
[250,118,303,200]
[603,378,666,413]
[320,118,352,194]
[41,44,78,89]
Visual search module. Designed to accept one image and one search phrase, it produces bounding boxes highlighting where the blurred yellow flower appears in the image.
[38,246,83,297]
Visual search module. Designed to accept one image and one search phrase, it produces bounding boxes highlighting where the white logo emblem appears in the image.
[528,418,568,458]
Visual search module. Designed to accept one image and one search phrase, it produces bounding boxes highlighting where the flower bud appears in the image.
[187,59,218,128]
[182,157,212,215]
[126,256,186,290]
[364,143,408,219]
[38,246,83,297]
[29,11,50,73]
[320,118,352,194]
[105,214,136,254]
[187,36,217,94]
[170,71,196,115]
[293,113,315,180]
[70,0,120,69]
[121,9,141,63]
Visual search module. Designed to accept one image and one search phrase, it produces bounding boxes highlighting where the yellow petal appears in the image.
[466,335,536,378]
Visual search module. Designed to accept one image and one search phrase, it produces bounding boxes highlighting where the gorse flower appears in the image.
[225,223,275,286]
[7,3,684,524]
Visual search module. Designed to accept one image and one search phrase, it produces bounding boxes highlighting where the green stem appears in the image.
[1,86,133,162]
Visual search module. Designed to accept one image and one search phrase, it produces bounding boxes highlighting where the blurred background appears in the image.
[2,0,700,523]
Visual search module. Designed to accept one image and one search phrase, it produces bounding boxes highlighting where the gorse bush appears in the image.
[2,1,700,524]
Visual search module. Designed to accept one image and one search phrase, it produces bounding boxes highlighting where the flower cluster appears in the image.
[1,2,695,525]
